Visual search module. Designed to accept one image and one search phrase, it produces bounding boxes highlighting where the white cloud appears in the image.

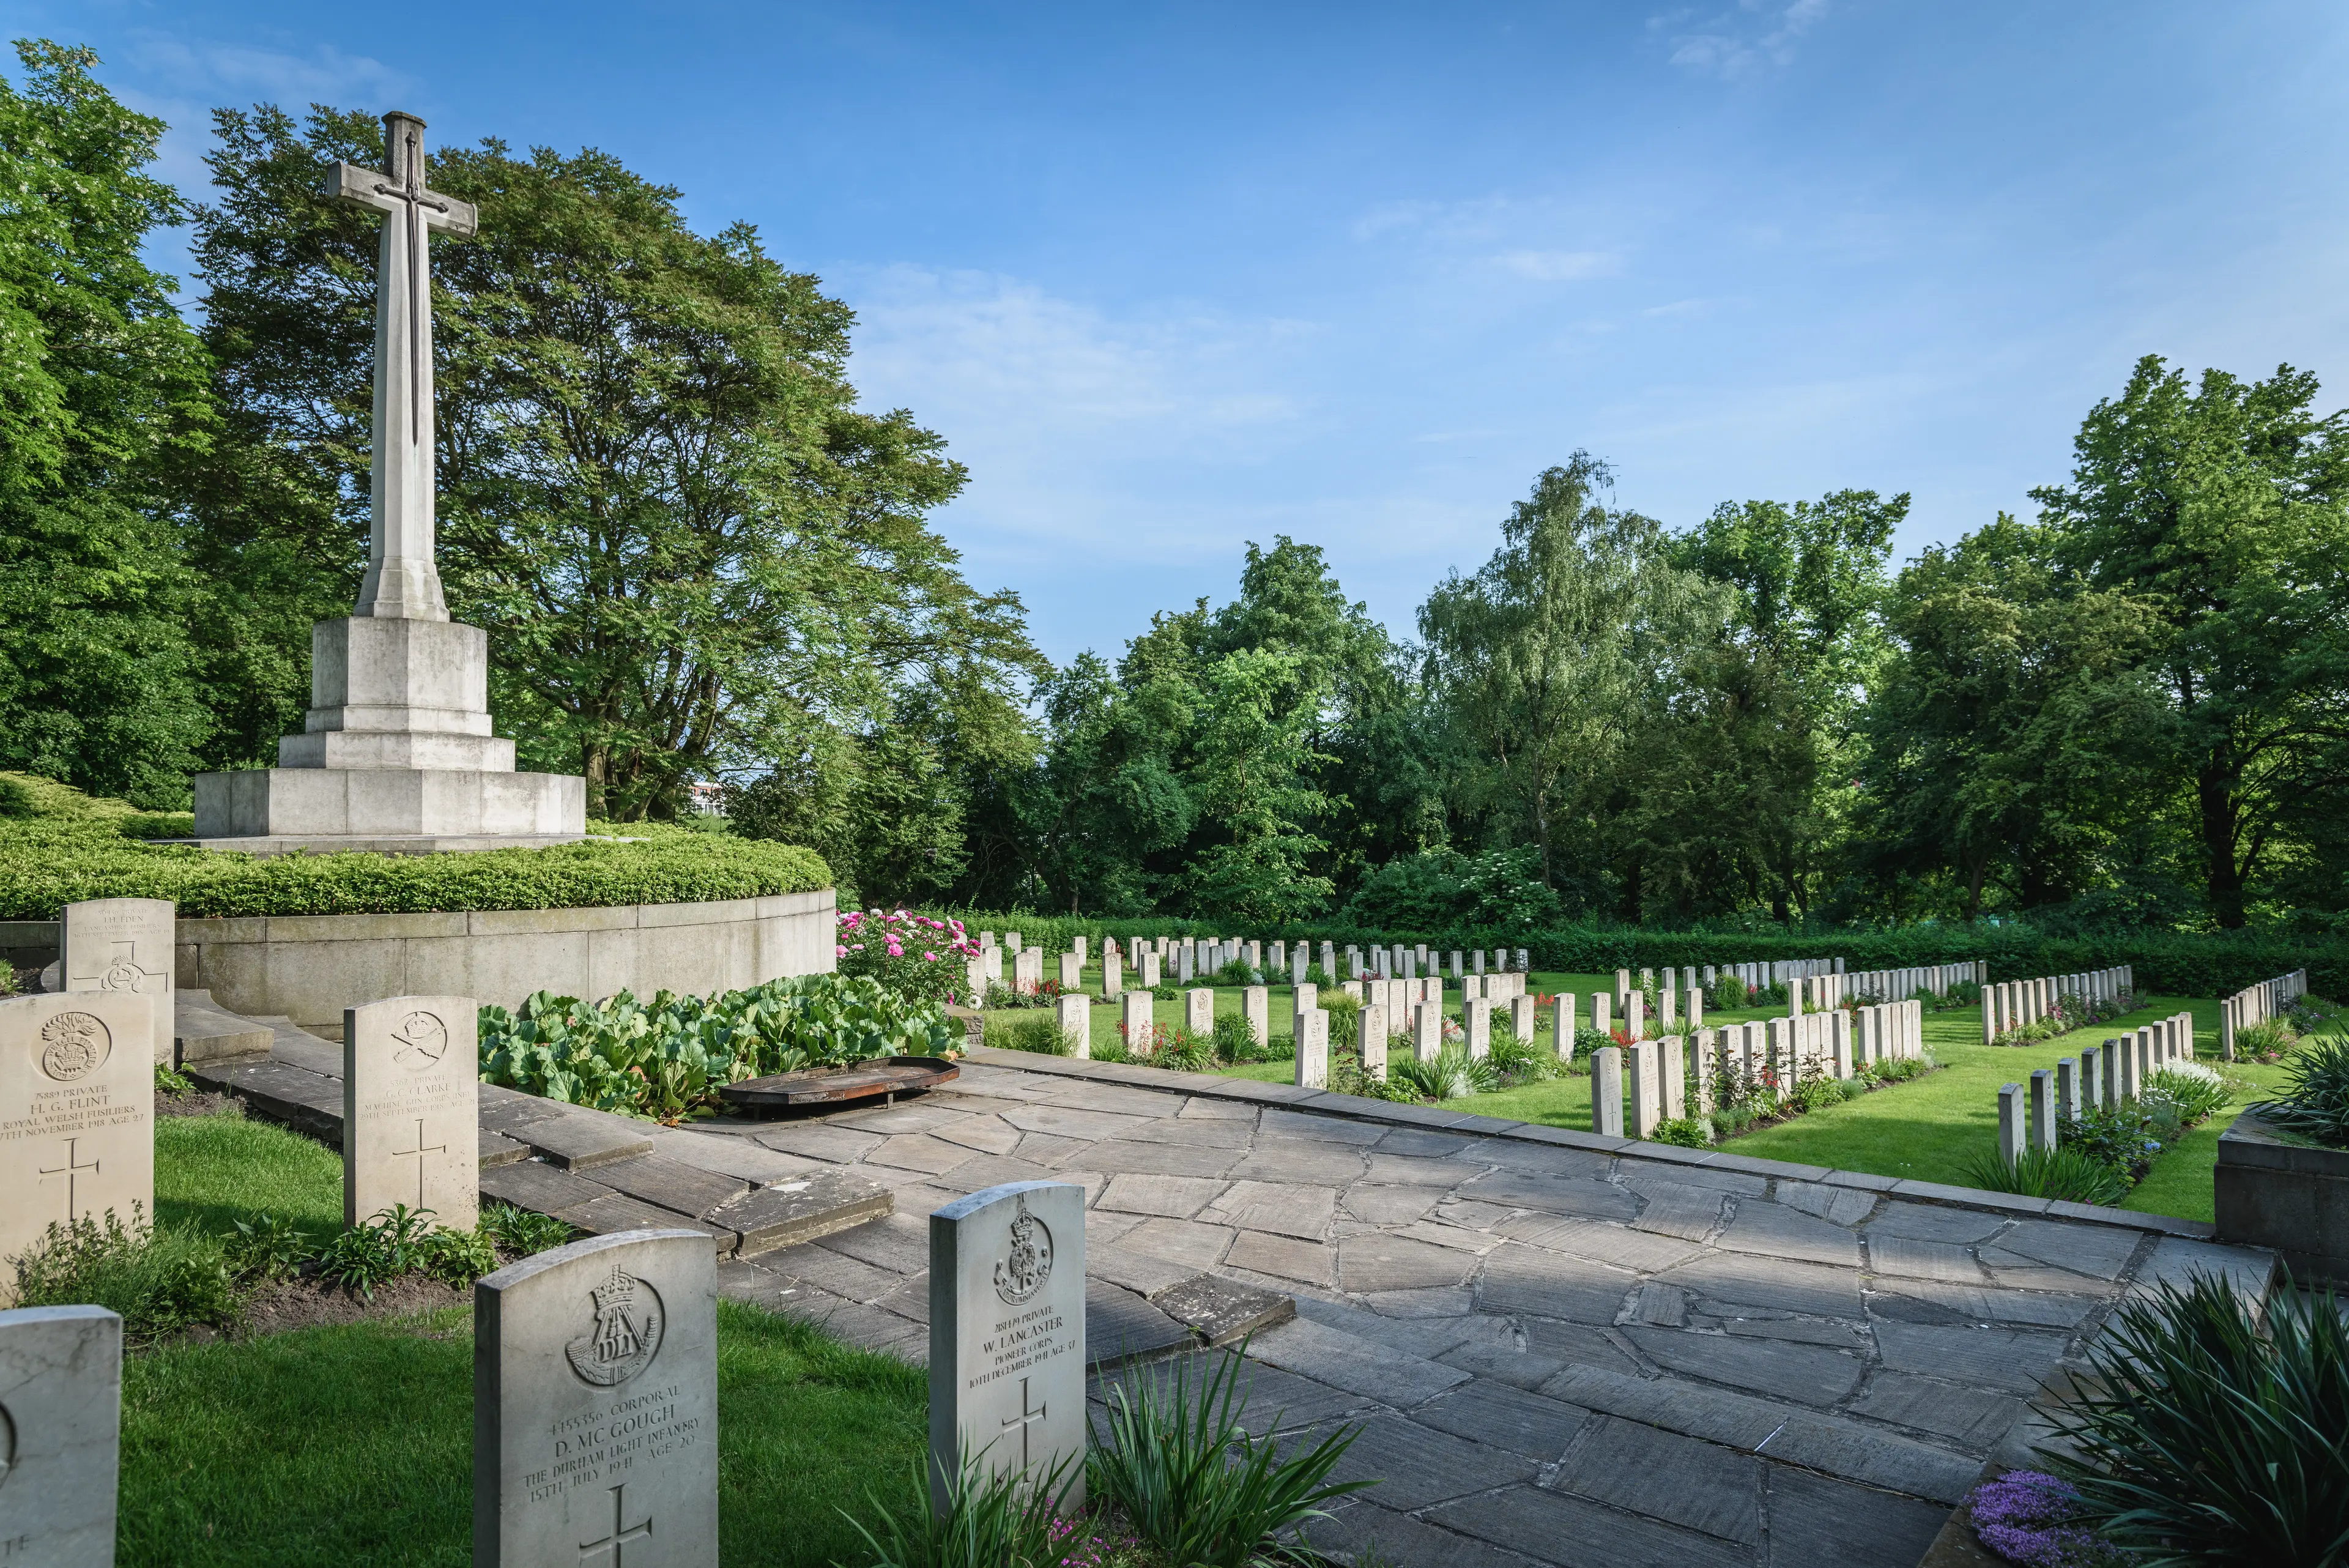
[124,36,410,106]
[1495,248,1620,281]
[838,266,1320,552]
[1653,0,1831,80]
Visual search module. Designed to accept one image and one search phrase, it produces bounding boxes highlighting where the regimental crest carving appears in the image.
[100,955,150,991]
[992,1194,1054,1305]
[392,1010,448,1072]
[565,1263,665,1387]
[37,1011,111,1082]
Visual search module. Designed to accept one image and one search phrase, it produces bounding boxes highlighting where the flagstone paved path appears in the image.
[688,1048,2276,1568]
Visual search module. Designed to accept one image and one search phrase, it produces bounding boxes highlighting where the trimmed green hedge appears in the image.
[0,775,830,920]
[931,910,2346,1005]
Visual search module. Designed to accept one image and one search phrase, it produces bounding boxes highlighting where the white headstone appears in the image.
[1295,1009,1329,1088]
[2,993,155,1268]
[1056,994,1090,1058]
[1242,986,1270,1049]
[929,1183,1088,1510]
[1184,988,1214,1036]
[0,1304,122,1566]
[59,897,174,1066]
[344,994,480,1229]
[473,1229,718,1568]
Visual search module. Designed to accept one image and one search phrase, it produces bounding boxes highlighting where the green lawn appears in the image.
[122,1113,930,1568]
[986,965,2279,1222]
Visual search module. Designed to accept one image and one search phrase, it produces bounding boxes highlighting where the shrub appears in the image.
[2249,1033,2349,1148]
[837,908,979,1006]
[1215,959,1256,987]
[225,1213,315,1281]
[1650,1117,1712,1148]
[2142,1061,2236,1124]
[480,973,955,1120]
[1152,1027,1215,1073]
[2233,1017,2298,1060]
[1487,1034,1559,1085]
[1387,1044,1497,1102]
[1321,991,1361,1051]
[1789,1076,1860,1114]
[984,979,1055,1011]
[2041,1273,2349,1562]
[7,1206,242,1342]
[479,1202,574,1257]
[0,806,831,920]
[2058,1103,2164,1183]
[1961,1146,2131,1207]
[1209,1013,1258,1063]
[1088,1346,1368,1568]
[1713,973,1750,1009]
[985,1014,1069,1055]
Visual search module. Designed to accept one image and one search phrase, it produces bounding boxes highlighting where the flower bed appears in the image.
[836,907,979,1008]
[479,973,953,1120]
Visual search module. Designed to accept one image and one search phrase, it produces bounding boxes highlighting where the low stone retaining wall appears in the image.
[1,889,835,1033]
[2216,1110,2349,1285]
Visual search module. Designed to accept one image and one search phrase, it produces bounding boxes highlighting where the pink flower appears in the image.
[924,952,938,962]
[835,945,848,957]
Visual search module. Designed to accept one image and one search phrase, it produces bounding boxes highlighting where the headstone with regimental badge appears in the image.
[59,896,174,1065]
[0,1304,122,1564]
[345,994,480,1228]
[473,1228,717,1567]
[1,993,155,1270]
[929,1181,1088,1512]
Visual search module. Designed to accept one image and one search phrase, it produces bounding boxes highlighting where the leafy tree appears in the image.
[1168,647,1336,922]
[2032,357,2349,927]
[190,106,1039,820]
[0,42,213,806]
[1420,455,1731,896]
[1861,515,2166,920]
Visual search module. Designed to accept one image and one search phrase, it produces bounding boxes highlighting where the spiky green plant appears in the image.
[845,1446,1075,1568]
[2251,1034,2349,1148]
[1089,1347,1368,1568]
[1387,1044,1499,1102]
[1961,1145,2131,1207]
[2041,1271,2349,1564]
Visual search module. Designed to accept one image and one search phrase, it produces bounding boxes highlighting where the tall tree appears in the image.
[2032,357,2349,927]
[0,42,213,805]
[1419,455,1731,894]
[1861,515,2165,920]
[191,106,1039,819]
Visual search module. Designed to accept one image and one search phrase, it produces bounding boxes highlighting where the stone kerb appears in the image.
[147,888,833,1035]
[929,1181,1088,1511]
[474,1228,718,1568]
[2,992,155,1274]
[345,994,480,1228]
[0,1304,123,1566]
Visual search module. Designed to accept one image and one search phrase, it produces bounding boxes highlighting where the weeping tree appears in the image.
[1419,455,1731,897]
[191,105,1039,820]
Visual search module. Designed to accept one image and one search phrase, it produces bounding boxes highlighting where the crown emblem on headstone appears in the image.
[566,1262,665,1388]
[992,1193,1054,1305]
[37,1011,111,1083]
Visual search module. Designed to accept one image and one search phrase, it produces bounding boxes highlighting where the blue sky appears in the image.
[27,1,2349,664]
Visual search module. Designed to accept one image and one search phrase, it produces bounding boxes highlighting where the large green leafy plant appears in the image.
[480,973,953,1120]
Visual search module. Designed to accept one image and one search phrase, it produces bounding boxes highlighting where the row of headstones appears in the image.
[969,929,1541,998]
[1994,1013,2197,1164]
[2217,968,2308,1059]
[1575,1000,1930,1139]
[2,983,484,1285]
[1777,962,1984,1016]
[1980,966,2133,1042]
[2,1179,1088,1566]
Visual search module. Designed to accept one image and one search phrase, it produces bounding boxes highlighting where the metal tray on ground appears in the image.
[718,1055,960,1116]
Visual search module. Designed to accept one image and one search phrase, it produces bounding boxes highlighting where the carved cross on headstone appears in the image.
[69,940,164,994]
[1000,1375,1047,1468]
[325,111,478,622]
[578,1482,653,1565]
[39,1137,101,1224]
[390,1117,448,1211]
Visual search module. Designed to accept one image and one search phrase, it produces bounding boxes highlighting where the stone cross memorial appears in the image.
[345,994,480,1228]
[473,1228,718,1568]
[59,896,174,1066]
[0,1305,123,1566]
[930,1182,1088,1511]
[193,110,584,845]
[2,994,155,1268]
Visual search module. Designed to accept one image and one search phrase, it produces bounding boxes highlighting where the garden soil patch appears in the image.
[214,1271,469,1342]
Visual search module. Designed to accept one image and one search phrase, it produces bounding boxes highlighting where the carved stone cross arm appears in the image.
[325,158,478,236]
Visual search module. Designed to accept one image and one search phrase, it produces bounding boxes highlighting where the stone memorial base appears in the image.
[191,765,585,845]
[2216,1110,2349,1285]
